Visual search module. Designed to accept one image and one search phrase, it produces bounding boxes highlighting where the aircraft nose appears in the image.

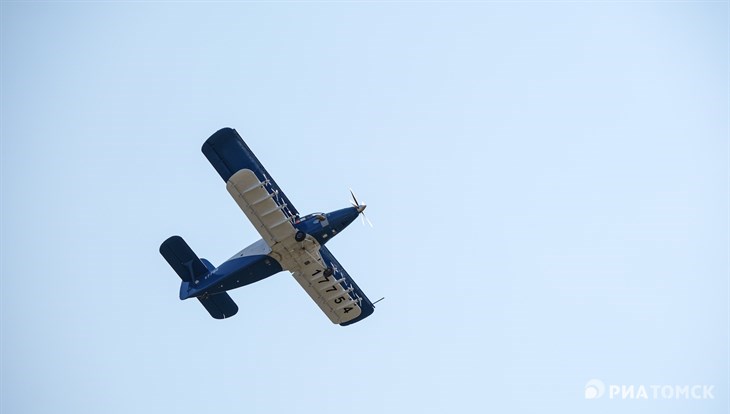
[356,204,366,214]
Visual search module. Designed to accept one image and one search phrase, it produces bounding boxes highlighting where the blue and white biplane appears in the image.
[160,128,376,326]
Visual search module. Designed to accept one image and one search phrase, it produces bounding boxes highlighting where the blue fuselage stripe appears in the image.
[183,254,283,298]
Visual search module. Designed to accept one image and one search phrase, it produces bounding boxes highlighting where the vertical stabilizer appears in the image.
[159,236,209,283]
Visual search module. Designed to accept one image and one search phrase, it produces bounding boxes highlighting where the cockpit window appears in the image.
[303,212,325,221]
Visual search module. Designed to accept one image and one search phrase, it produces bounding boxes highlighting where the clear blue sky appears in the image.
[1,2,727,414]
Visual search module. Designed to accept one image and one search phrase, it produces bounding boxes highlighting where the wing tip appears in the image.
[338,307,375,326]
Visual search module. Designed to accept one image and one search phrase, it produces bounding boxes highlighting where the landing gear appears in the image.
[295,231,306,242]
[323,267,334,277]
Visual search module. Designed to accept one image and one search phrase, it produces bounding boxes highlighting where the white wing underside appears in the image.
[226,169,362,324]
[226,169,297,247]
[289,249,363,324]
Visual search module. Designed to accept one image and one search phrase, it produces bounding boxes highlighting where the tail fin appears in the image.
[159,236,209,283]
[160,236,239,319]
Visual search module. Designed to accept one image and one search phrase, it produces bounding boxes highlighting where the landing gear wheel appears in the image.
[295,231,306,242]
[323,267,334,277]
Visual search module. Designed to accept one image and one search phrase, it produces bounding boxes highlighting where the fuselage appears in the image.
[179,206,361,299]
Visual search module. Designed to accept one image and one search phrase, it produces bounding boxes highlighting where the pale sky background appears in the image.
[1,2,728,414]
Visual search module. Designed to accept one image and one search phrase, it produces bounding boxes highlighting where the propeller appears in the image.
[349,189,373,227]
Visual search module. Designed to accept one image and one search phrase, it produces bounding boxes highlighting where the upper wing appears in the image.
[290,245,375,326]
[203,128,299,246]
[202,128,299,217]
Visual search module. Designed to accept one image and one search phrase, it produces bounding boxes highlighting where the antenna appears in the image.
[372,297,385,306]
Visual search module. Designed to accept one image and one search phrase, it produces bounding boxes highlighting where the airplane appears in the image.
[159,127,377,326]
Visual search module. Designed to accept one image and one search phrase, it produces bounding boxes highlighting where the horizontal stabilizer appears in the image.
[198,293,238,319]
[159,236,209,282]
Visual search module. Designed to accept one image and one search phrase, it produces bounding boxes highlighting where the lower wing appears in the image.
[290,245,375,326]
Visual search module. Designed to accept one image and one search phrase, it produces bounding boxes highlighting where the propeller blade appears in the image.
[364,213,374,228]
[349,188,371,226]
[349,189,359,207]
